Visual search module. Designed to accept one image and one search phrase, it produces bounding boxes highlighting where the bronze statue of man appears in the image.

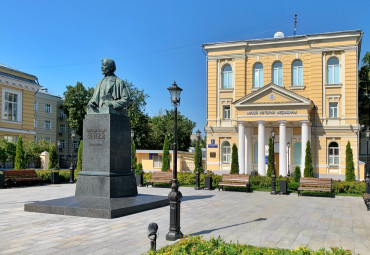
[88,58,130,113]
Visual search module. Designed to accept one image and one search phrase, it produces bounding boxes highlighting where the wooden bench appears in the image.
[4,169,43,187]
[218,174,251,192]
[363,193,370,211]
[298,177,332,196]
[146,171,172,187]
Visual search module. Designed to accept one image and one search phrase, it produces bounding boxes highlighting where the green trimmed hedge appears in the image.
[147,235,352,255]
[36,169,80,182]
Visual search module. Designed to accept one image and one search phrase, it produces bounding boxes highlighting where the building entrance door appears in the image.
[274,153,279,176]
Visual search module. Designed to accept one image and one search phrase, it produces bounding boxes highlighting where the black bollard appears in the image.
[148,222,158,251]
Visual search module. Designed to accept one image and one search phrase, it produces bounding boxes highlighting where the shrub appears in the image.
[294,166,301,182]
[135,163,143,175]
[345,141,355,181]
[161,136,170,172]
[14,135,25,169]
[194,139,203,173]
[76,141,83,171]
[267,137,273,177]
[304,140,313,177]
[48,144,58,169]
[131,141,137,170]
[36,169,80,182]
[230,144,239,174]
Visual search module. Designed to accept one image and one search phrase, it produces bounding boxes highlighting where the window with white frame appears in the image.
[327,57,340,84]
[60,140,65,148]
[221,141,231,163]
[60,109,66,119]
[153,155,163,168]
[2,89,22,122]
[44,104,52,113]
[60,124,66,133]
[44,120,51,130]
[329,102,338,118]
[273,61,283,86]
[223,105,230,119]
[328,142,339,165]
[253,63,264,87]
[253,142,258,163]
[222,64,232,89]
[34,101,38,111]
[4,136,17,143]
[293,142,301,164]
[292,60,303,86]
[34,119,37,128]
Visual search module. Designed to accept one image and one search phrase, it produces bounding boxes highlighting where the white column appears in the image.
[238,122,245,174]
[279,121,287,177]
[245,127,252,174]
[258,121,265,176]
[301,121,309,176]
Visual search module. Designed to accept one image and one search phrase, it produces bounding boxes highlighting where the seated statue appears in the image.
[87,58,131,114]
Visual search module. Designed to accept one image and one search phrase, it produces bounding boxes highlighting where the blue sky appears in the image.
[1,0,370,135]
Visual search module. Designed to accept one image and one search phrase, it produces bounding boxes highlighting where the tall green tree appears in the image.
[304,140,313,177]
[359,52,370,127]
[24,140,41,168]
[48,144,58,169]
[62,82,94,138]
[76,141,83,171]
[294,166,301,182]
[161,136,170,172]
[131,141,137,171]
[230,143,239,174]
[14,136,25,169]
[194,138,203,173]
[345,141,355,181]
[149,110,196,151]
[267,137,274,177]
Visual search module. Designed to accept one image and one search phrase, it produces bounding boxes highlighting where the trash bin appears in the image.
[136,173,144,187]
[0,171,4,188]
[279,180,287,194]
[205,176,213,190]
[51,171,60,184]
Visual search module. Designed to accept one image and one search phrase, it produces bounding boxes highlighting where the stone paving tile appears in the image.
[1,185,370,254]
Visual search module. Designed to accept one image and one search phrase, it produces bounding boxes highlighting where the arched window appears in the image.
[327,57,340,84]
[292,60,303,86]
[253,63,263,88]
[273,61,283,86]
[221,141,231,163]
[253,142,258,163]
[328,142,339,165]
[222,65,232,89]
[293,142,301,164]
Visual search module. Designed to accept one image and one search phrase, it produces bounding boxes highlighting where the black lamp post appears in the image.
[131,129,135,172]
[271,130,276,195]
[166,81,183,241]
[366,128,370,164]
[195,129,201,190]
[366,128,370,194]
[287,141,291,177]
[69,129,76,183]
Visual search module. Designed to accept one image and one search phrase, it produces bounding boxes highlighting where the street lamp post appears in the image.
[69,129,76,183]
[271,130,276,195]
[195,129,201,190]
[287,142,291,177]
[366,129,370,194]
[366,128,370,163]
[166,81,183,241]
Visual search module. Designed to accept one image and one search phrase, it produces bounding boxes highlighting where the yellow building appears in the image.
[202,30,364,180]
[0,64,41,142]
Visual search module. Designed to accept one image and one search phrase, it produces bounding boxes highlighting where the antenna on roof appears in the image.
[293,13,297,36]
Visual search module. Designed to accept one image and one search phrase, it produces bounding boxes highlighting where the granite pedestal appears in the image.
[25,111,168,218]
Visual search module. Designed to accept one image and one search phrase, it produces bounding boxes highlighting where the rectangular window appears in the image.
[2,89,22,122]
[59,124,66,133]
[44,137,51,142]
[60,110,66,119]
[44,104,52,113]
[223,105,230,119]
[44,120,51,130]
[329,102,338,118]
[222,146,231,163]
[293,66,303,86]
[34,101,38,111]
[60,140,65,148]
[4,136,17,143]
[34,119,37,128]
[153,155,163,168]
[73,141,79,149]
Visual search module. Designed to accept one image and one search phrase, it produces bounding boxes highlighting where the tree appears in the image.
[359,52,370,127]
[194,138,203,173]
[0,139,16,167]
[230,143,239,174]
[294,166,301,182]
[14,136,25,169]
[24,140,41,168]
[48,144,58,169]
[149,110,196,151]
[345,141,355,181]
[76,141,83,171]
[61,82,94,138]
[267,137,274,177]
[131,141,137,171]
[161,136,170,172]
[304,140,313,177]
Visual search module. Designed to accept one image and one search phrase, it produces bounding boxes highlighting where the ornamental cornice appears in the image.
[0,75,41,92]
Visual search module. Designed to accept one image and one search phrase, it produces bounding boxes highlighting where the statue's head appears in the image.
[101,58,116,75]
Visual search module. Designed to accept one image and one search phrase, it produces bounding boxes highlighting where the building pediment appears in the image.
[233,83,313,109]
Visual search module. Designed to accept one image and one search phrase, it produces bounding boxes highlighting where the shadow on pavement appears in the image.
[182,195,214,201]
[188,217,267,235]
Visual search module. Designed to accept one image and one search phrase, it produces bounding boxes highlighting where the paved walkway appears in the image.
[0,184,369,255]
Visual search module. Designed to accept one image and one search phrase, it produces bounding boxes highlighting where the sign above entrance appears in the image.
[246,110,297,115]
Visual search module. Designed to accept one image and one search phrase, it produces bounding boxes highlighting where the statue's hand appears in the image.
[87,101,97,109]
[105,100,114,108]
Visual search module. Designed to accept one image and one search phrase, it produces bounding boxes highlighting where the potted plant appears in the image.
[0,170,4,188]
[204,171,214,190]
[135,163,144,187]
[50,169,60,184]
[279,176,288,195]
